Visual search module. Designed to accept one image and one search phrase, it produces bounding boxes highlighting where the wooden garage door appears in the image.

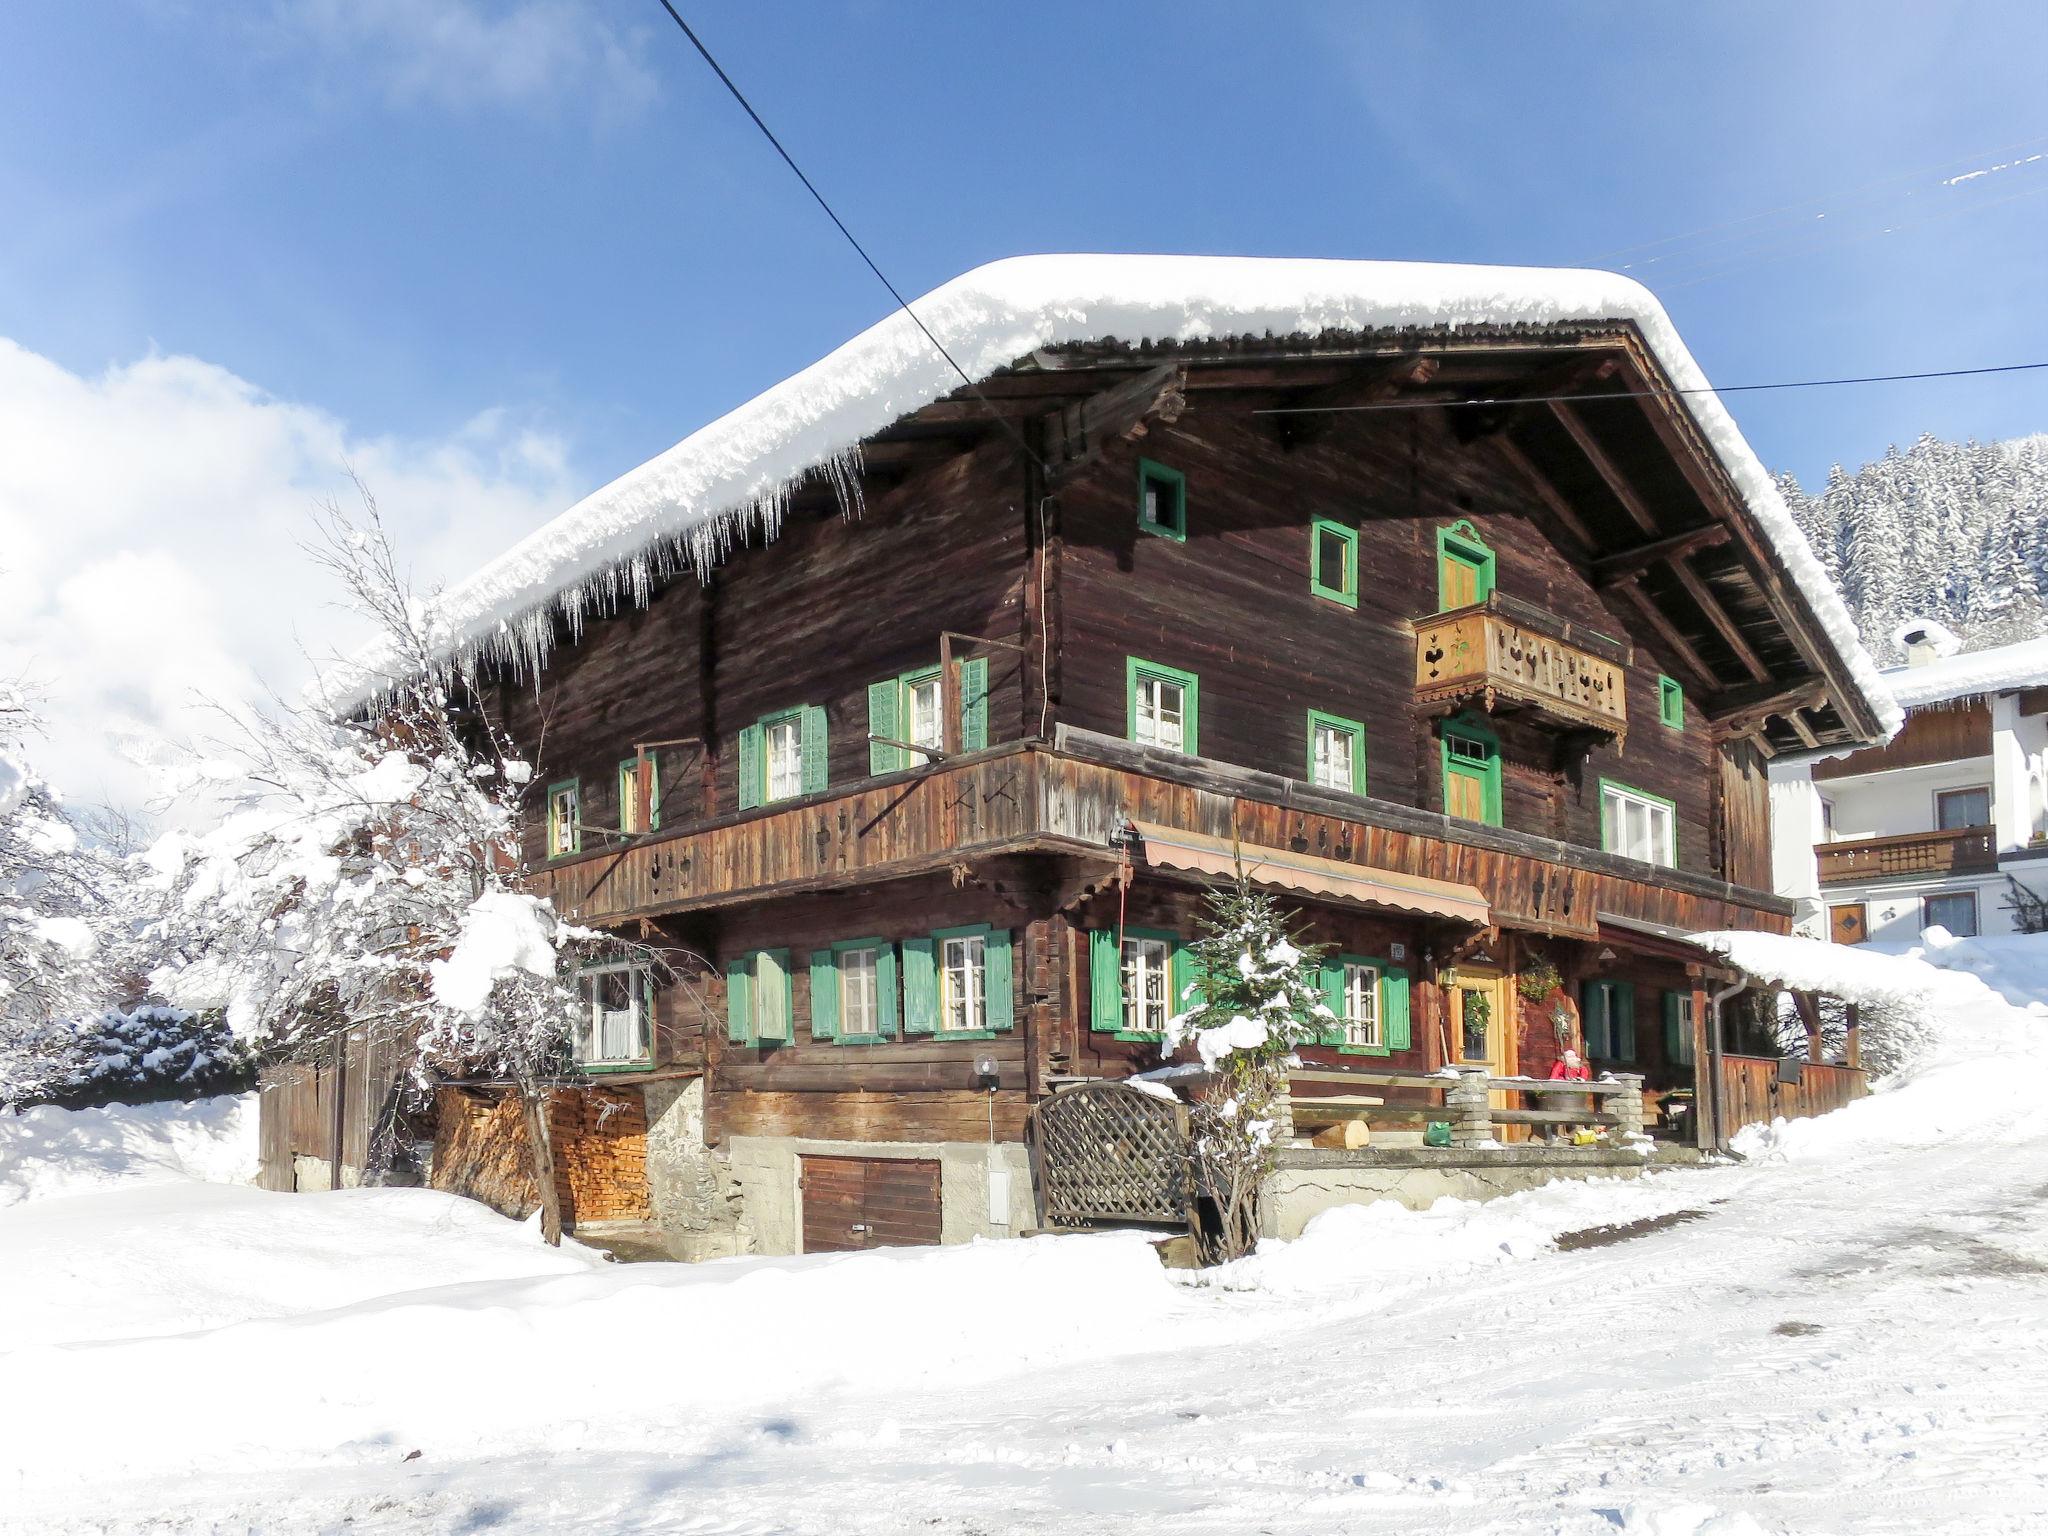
[800,1155,942,1253]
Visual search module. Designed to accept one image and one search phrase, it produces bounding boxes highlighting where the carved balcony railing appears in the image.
[1414,598,1628,743]
[1814,826,1997,886]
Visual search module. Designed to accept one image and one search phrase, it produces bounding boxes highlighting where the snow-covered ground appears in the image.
[4,941,2046,1535]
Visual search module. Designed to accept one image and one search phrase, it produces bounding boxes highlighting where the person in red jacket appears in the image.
[1549,1047,1593,1141]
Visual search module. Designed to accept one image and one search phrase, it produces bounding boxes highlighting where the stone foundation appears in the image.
[723,1135,1037,1255]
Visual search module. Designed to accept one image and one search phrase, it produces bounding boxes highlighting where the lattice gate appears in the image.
[1028,1082,1193,1230]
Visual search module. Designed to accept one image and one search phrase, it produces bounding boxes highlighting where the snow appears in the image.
[0,1092,257,1208]
[6,943,2048,1531]
[333,255,1899,740]
[1880,632,2048,709]
[428,887,564,1016]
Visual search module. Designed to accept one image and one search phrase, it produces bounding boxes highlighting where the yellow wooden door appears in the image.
[1456,969,1518,1138]
[1441,555,1480,610]
[1446,764,1487,821]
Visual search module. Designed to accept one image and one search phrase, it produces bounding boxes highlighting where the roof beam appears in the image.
[1489,437,1598,560]
[1708,678,1829,741]
[1591,524,1732,589]
[1272,356,1441,448]
[1545,400,1659,535]
[1039,363,1187,484]
[1664,559,1773,683]
[1785,710,1822,750]
[1615,583,1720,692]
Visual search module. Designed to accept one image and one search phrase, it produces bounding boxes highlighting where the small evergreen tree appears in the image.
[1162,871,1330,1264]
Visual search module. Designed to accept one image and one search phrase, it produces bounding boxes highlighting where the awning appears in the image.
[1594,912,1740,974]
[1130,821,1490,926]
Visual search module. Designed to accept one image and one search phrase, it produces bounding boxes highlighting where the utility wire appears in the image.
[649,2,1048,476]
[1251,359,2048,417]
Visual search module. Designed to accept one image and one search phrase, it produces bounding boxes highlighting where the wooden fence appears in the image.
[1710,1054,1866,1144]
[254,1028,411,1192]
[1281,1064,1645,1146]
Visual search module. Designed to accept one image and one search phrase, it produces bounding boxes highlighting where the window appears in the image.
[1663,990,1697,1067]
[1128,657,1199,755]
[941,933,986,1032]
[1601,781,1677,867]
[1581,979,1636,1061]
[1309,518,1359,607]
[867,659,989,774]
[724,950,793,1046]
[1436,519,1497,611]
[739,706,826,810]
[1935,786,1991,831]
[1923,890,1979,937]
[546,779,581,858]
[1341,960,1381,1049]
[807,939,899,1044]
[576,964,651,1067]
[1122,935,1174,1035]
[1307,711,1367,795]
[1088,927,1186,1037]
[617,756,659,835]
[1658,675,1684,730]
[1315,956,1412,1054]
[1441,718,1502,826]
[1137,458,1186,541]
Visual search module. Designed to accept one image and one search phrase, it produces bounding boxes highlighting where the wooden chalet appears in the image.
[278,257,1895,1252]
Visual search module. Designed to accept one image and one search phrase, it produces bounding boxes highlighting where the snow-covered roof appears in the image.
[1883,634,2048,710]
[348,254,1898,734]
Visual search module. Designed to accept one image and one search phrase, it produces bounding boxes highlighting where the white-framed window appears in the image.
[1135,674,1186,752]
[1935,786,1991,831]
[1601,782,1676,867]
[1312,721,1359,793]
[1121,936,1173,1035]
[906,672,943,765]
[1342,960,1381,1049]
[618,756,658,835]
[547,780,580,858]
[839,945,881,1037]
[1923,890,1979,937]
[941,933,986,1033]
[576,963,651,1066]
[765,716,803,803]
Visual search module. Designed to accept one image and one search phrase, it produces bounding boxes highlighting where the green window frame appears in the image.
[1440,715,1503,826]
[1599,778,1678,868]
[1087,926,1195,1040]
[545,778,581,858]
[808,938,900,1045]
[725,948,793,1047]
[572,962,655,1072]
[1581,978,1636,1062]
[1658,675,1685,730]
[617,756,660,835]
[902,923,1014,1040]
[1314,955,1413,1055]
[1309,518,1359,608]
[1127,656,1200,756]
[737,704,828,810]
[1305,710,1367,796]
[1137,457,1187,541]
[1436,519,1498,611]
[866,657,989,774]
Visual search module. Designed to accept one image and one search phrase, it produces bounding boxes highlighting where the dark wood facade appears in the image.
[444,321,1880,1247]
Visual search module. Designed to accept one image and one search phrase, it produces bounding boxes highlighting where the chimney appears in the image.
[1891,617,1960,668]
[1904,630,1940,668]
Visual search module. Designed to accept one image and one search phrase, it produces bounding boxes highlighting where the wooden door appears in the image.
[1453,970,1513,1076]
[1440,551,1482,609]
[800,1155,943,1253]
[1829,903,1867,946]
[1446,762,1488,821]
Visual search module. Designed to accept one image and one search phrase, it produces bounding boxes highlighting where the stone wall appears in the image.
[724,1135,1037,1255]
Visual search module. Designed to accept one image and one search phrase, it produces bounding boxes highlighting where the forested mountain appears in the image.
[1778,434,2048,666]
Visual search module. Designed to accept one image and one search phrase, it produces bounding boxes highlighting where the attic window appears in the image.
[1658,676,1684,730]
[1310,519,1359,607]
[1137,459,1186,541]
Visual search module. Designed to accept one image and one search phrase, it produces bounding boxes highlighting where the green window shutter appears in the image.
[809,949,839,1043]
[867,679,905,774]
[876,943,901,1039]
[1382,969,1412,1051]
[960,656,990,751]
[1170,941,1197,1023]
[724,956,752,1044]
[1662,989,1682,1063]
[737,724,764,811]
[901,937,938,1034]
[1318,960,1346,1046]
[1579,980,1600,1057]
[1089,928,1123,1032]
[983,927,1014,1032]
[750,950,792,1043]
[799,705,829,795]
[1615,980,1637,1060]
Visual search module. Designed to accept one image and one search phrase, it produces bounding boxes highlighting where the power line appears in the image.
[648,3,1047,476]
[1251,359,2048,418]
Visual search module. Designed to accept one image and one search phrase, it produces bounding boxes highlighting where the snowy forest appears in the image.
[1779,433,2048,665]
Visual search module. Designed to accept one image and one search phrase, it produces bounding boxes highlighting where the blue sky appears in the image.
[4,1,2048,808]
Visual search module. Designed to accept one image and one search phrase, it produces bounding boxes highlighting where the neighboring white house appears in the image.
[1770,624,2048,943]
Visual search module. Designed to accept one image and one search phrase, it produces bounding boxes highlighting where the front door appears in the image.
[1829,903,1867,946]
[1454,969,1516,1138]
[799,1155,943,1253]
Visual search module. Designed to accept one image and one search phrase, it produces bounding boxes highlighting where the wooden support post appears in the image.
[1689,970,1713,1153]
[1793,989,1825,1064]
[1843,1001,1862,1070]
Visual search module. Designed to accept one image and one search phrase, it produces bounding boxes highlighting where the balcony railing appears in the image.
[1414,598,1628,740]
[1814,826,1997,885]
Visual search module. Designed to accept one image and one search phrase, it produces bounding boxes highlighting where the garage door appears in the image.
[800,1155,942,1253]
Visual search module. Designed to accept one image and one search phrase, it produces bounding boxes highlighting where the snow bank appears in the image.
[334,255,1897,739]
[0,1093,257,1208]
[1882,633,2048,709]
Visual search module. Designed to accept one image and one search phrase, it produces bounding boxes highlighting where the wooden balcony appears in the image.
[1814,826,1997,886]
[1414,597,1627,742]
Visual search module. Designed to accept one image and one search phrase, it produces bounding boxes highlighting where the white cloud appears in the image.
[284,0,657,117]
[0,338,578,823]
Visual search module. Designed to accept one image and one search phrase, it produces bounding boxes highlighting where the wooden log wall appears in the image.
[1053,404,1730,878]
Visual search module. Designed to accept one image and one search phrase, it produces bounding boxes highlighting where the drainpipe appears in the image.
[1706,977,1747,1158]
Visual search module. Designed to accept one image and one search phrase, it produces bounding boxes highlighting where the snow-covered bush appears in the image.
[1163,872,1330,1263]
[2,1005,251,1112]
